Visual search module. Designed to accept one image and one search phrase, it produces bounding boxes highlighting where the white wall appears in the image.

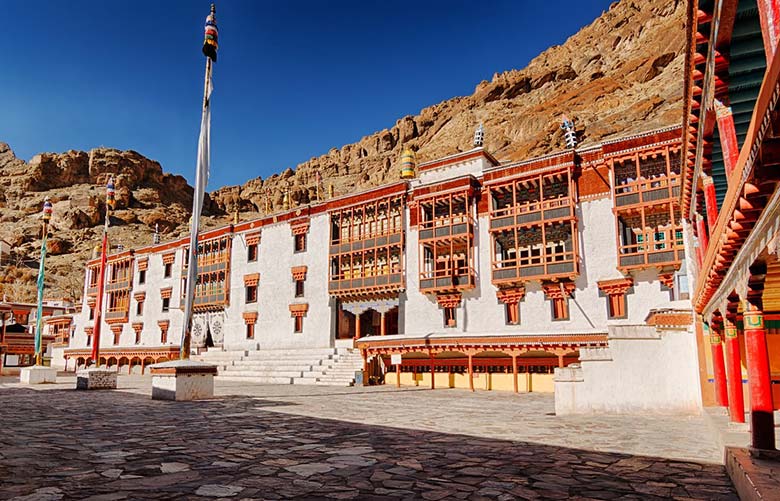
[555,324,702,414]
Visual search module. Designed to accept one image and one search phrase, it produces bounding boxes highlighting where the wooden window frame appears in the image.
[247,243,258,262]
[162,297,170,312]
[164,263,172,278]
[294,233,307,253]
[246,285,258,304]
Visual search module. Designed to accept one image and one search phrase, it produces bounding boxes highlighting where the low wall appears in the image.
[384,371,555,392]
[555,324,702,415]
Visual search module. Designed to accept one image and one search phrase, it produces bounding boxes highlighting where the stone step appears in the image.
[216,375,294,384]
[220,369,304,378]
[291,377,320,385]
[229,362,324,371]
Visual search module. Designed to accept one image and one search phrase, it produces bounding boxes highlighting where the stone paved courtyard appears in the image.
[0,375,737,500]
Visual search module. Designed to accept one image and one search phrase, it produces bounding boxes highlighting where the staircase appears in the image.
[193,347,364,386]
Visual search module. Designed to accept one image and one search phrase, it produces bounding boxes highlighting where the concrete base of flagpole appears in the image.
[149,360,217,401]
[76,368,117,390]
[20,366,58,384]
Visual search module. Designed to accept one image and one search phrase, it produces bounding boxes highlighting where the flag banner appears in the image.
[181,59,213,357]
[203,5,218,62]
[34,233,47,357]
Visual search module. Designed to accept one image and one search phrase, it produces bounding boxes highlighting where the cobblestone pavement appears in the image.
[0,376,736,500]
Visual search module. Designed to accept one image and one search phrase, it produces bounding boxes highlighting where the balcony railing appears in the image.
[491,250,577,284]
[418,214,474,241]
[617,229,684,270]
[328,272,404,294]
[613,176,681,208]
[329,231,403,255]
[489,197,574,230]
[419,267,476,292]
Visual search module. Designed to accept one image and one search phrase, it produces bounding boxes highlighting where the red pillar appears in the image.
[714,102,741,180]
[395,362,400,388]
[757,0,780,63]
[512,354,518,394]
[697,216,709,255]
[723,317,746,423]
[353,313,361,341]
[705,322,729,407]
[702,176,719,230]
[743,303,776,450]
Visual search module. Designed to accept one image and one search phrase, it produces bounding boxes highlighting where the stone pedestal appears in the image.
[20,366,58,384]
[76,368,117,390]
[150,360,217,401]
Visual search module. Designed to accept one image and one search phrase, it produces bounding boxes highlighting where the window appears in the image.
[89,307,95,320]
[294,233,307,252]
[246,323,255,339]
[136,300,144,316]
[246,285,258,304]
[113,330,121,345]
[161,328,167,344]
[295,280,305,298]
[162,297,170,312]
[551,298,569,321]
[247,243,258,262]
[444,307,456,328]
[164,263,172,278]
[139,269,146,284]
[86,333,92,346]
[135,329,141,344]
[294,316,304,333]
[505,303,520,325]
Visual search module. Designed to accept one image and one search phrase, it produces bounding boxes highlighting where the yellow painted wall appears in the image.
[384,371,554,393]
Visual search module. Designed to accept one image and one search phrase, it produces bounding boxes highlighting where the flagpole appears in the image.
[34,198,52,366]
[91,178,115,368]
[181,4,218,360]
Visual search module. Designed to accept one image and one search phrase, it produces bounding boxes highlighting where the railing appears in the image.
[330,217,403,246]
[617,229,684,270]
[105,308,129,323]
[613,176,681,208]
[329,231,403,255]
[418,213,474,241]
[419,266,476,292]
[328,272,404,294]
[489,197,573,230]
[491,250,577,283]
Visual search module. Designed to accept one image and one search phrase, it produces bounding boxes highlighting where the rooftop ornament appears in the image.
[560,115,577,149]
[399,148,416,180]
[473,123,485,148]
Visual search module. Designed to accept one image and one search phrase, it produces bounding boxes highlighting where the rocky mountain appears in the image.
[0,0,685,302]
[211,0,685,212]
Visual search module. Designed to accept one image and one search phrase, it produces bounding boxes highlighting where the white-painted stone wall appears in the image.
[555,323,702,414]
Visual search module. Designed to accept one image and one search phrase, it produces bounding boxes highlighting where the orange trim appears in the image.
[110,325,123,335]
[137,257,148,271]
[290,220,310,236]
[596,277,633,296]
[289,303,309,316]
[64,346,179,361]
[243,273,260,287]
[160,287,173,299]
[133,292,146,301]
[246,232,261,246]
[291,266,308,281]
[658,273,675,290]
[242,311,258,324]
[162,253,175,265]
[157,320,170,331]
[542,281,576,300]
[436,293,462,309]
[131,322,143,333]
[496,287,525,305]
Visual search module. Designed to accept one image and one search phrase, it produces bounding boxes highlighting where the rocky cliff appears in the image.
[0,0,685,302]
[211,0,685,212]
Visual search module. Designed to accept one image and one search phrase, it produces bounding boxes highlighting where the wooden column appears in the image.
[354,313,361,341]
[742,302,776,450]
[468,354,474,392]
[714,103,741,180]
[512,354,518,394]
[723,315,746,423]
[705,322,729,407]
[395,361,400,388]
[141,359,146,375]
[380,311,386,336]
[429,352,435,390]
[558,353,565,368]
[757,0,780,63]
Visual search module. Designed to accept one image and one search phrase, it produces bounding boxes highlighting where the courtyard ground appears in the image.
[0,375,737,500]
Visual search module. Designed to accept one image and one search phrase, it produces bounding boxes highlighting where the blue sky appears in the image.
[2,0,612,189]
